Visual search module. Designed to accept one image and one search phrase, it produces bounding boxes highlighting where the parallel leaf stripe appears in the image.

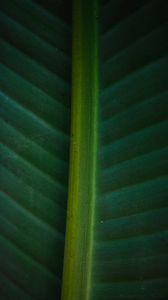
[97,207,168,241]
[0,235,61,300]
[101,92,168,144]
[0,270,35,300]
[0,91,69,161]
[0,118,68,184]
[0,12,70,77]
[0,215,64,277]
[0,0,71,52]
[0,37,70,91]
[102,23,168,86]
[0,143,67,201]
[0,64,70,135]
[102,56,168,98]
[101,57,168,118]
[99,176,168,220]
[0,190,65,239]
[96,231,168,260]
[101,147,168,193]
[0,58,69,107]
[0,166,67,226]
[102,0,168,60]
[101,120,168,168]
[0,40,70,106]
[101,0,152,34]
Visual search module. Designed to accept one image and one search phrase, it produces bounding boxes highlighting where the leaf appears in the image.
[62,0,168,299]
[1,1,168,300]
[0,0,71,299]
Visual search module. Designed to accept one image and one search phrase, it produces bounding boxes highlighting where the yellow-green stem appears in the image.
[61,0,99,299]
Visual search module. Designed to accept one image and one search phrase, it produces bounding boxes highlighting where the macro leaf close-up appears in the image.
[0,0,168,300]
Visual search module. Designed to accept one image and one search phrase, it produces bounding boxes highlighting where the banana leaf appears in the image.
[62,0,168,299]
[0,0,71,299]
[0,1,168,300]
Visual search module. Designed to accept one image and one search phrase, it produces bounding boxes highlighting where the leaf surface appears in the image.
[0,1,71,299]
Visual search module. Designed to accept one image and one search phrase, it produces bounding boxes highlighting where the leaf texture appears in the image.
[0,1,168,300]
[92,1,168,299]
[60,1,168,299]
[0,0,71,299]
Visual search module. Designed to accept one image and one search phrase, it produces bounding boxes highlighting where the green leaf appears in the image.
[62,0,168,299]
[0,0,71,299]
[1,1,168,300]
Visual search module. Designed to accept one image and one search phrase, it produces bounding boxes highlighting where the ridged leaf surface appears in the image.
[1,1,168,300]
[92,1,168,299]
[0,1,71,299]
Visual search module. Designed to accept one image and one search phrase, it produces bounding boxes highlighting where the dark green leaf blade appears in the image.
[0,1,71,299]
